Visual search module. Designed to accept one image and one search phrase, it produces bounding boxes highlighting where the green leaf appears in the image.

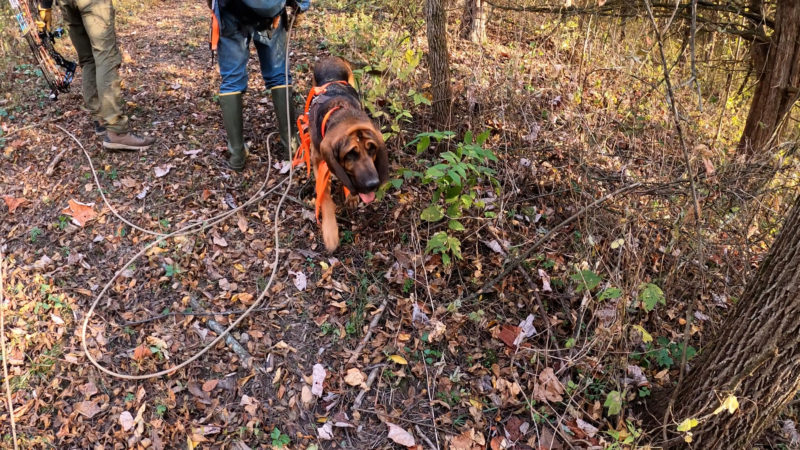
[570,270,602,292]
[426,232,449,253]
[420,205,444,222]
[417,135,431,154]
[639,283,665,312]
[604,390,622,416]
[448,220,465,231]
[597,287,622,300]
[632,325,653,343]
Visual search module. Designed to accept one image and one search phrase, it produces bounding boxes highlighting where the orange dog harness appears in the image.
[293,81,351,222]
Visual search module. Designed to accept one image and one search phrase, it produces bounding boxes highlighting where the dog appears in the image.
[303,57,389,251]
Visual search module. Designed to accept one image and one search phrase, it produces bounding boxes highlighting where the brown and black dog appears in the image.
[306,57,389,251]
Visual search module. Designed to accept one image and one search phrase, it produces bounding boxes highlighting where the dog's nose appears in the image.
[364,177,380,191]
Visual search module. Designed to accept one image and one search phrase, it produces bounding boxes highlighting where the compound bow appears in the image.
[7,0,76,99]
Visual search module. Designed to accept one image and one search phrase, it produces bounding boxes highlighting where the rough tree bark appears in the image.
[461,0,487,43]
[425,0,453,129]
[667,194,800,448]
[738,0,800,155]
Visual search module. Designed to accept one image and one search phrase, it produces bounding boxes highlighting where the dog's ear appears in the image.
[320,132,356,193]
[369,129,389,184]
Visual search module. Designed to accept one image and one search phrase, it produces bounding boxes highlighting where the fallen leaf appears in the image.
[213,234,228,247]
[513,314,537,347]
[202,379,218,392]
[202,189,212,201]
[77,382,98,398]
[498,325,521,349]
[3,196,26,213]
[119,411,135,431]
[677,418,699,432]
[62,199,97,227]
[388,354,408,365]
[74,400,101,419]
[626,365,650,387]
[450,428,485,450]
[154,165,173,178]
[311,363,326,396]
[533,367,564,403]
[318,422,334,440]
[136,187,149,200]
[133,344,152,361]
[237,214,248,233]
[344,368,367,388]
[713,395,739,415]
[538,269,552,292]
[240,395,259,415]
[289,270,307,291]
[576,418,599,438]
[386,422,416,447]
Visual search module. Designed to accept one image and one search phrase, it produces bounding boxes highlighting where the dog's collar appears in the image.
[320,106,342,138]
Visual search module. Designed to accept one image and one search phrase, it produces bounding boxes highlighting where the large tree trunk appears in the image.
[738,0,800,155]
[425,0,453,129]
[668,194,800,448]
[461,0,487,43]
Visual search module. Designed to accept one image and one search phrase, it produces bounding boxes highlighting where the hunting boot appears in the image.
[271,85,300,159]
[219,92,248,171]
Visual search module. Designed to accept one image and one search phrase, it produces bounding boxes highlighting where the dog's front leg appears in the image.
[319,185,339,251]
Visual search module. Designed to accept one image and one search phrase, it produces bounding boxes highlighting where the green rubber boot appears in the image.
[271,85,300,159]
[219,92,248,171]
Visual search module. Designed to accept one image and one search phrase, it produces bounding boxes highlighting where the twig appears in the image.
[189,298,253,369]
[118,305,284,327]
[347,299,388,365]
[643,0,706,442]
[415,424,438,450]
[462,182,642,304]
[0,251,19,450]
[689,0,703,111]
[45,146,70,176]
[352,366,381,411]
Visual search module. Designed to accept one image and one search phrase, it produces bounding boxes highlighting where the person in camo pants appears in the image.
[37,0,155,151]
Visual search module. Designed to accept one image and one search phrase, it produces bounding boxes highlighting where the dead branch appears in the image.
[347,299,388,365]
[351,365,381,411]
[45,146,70,176]
[189,298,253,369]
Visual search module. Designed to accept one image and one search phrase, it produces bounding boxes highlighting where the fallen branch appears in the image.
[45,146,70,176]
[189,298,253,369]
[415,424,437,450]
[352,365,381,411]
[347,299,388,365]
[0,251,19,450]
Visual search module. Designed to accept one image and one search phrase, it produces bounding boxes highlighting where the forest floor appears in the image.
[1,0,799,449]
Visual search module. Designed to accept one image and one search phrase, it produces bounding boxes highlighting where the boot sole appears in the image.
[103,142,153,151]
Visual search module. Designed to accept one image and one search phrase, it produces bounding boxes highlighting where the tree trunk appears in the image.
[668,194,800,448]
[738,0,800,155]
[425,0,453,129]
[461,0,487,43]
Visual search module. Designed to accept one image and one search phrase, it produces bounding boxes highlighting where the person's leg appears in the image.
[76,0,128,133]
[218,28,251,170]
[254,20,298,157]
[60,0,100,125]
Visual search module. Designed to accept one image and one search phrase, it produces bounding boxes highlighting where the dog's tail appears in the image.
[320,191,339,252]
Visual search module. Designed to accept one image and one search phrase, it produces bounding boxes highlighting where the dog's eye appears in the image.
[344,149,359,162]
[366,142,376,156]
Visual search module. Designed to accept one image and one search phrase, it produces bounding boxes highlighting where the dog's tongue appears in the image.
[359,192,376,204]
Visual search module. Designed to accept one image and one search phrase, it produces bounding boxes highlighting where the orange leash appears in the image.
[292,81,351,222]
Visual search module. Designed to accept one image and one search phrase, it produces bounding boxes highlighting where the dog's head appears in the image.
[320,117,388,203]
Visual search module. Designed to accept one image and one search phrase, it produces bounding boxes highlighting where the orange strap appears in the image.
[292,81,351,223]
[210,11,219,52]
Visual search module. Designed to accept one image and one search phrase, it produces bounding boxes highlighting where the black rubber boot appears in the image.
[271,85,300,159]
[219,92,248,171]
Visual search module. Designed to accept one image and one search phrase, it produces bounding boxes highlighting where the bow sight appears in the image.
[8,0,77,100]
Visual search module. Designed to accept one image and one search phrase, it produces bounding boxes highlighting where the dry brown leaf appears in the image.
[498,325,521,348]
[202,379,218,392]
[386,422,416,447]
[533,367,564,403]
[344,367,367,388]
[74,400,101,419]
[237,214,248,233]
[450,428,485,450]
[3,196,26,213]
[133,344,152,361]
[318,422,334,440]
[62,199,97,227]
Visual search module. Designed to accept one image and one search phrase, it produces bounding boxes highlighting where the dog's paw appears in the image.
[344,194,359,210]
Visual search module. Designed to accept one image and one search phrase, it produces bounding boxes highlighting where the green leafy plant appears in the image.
[571,270,602,292]
[604,390,623,416]
[29,227,43,243]
[639,282,665,312]
[270,427,290,448]
[408,130,498,266]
